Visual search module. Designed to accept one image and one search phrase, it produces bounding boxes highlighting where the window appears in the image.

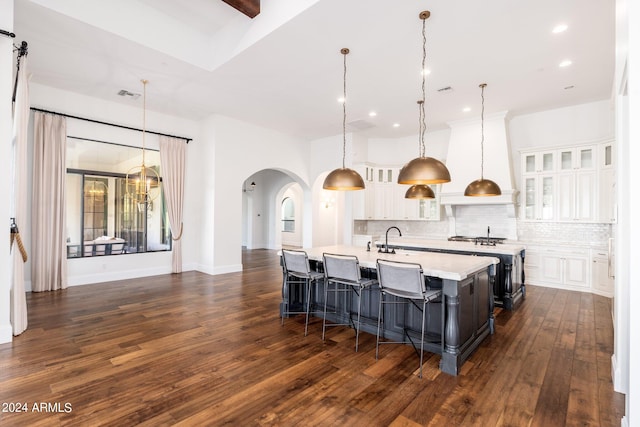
[281,197,295,232]
[66,138,171,258]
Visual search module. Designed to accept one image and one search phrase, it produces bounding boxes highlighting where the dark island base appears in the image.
[280,261,494,376]
[381,244,526,311]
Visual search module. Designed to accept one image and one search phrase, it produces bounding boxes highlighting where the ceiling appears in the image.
[13,0,615,141]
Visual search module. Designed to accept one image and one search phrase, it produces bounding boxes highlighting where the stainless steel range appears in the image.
[448,227,506,246]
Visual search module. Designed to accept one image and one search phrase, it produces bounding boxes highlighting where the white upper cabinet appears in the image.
[522,151,555,174]
[558,145,596,172]
[352,164,440,221]
[521,141,614,223]
[523,174,555,221]
[600,142,614,169]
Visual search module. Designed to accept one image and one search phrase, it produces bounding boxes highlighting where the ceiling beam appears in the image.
[222,0,260,18]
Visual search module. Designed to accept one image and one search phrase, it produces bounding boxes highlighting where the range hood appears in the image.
[439,111,518,214]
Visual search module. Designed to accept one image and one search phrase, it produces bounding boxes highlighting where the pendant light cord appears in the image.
[480,83,486,180]
[419,14,427,158]
[141,79,147,167]
[342,49,348,169]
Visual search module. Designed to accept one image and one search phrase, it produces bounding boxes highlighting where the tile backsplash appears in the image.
[355,216,613,247]
[516,220,612,246]
[354,220,449,240]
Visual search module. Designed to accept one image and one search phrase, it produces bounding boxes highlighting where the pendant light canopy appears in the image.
[125,79,161,204]
[323,48,365,191]
[464,83,502,197]
[398,11,451,187]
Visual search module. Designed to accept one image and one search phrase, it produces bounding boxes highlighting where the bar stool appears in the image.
[375,258,443,378]
[281,249,324,336]
[322,253,377,351]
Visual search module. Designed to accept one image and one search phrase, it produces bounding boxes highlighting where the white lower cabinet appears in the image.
[591,248,614,297]
[525,245,590,291]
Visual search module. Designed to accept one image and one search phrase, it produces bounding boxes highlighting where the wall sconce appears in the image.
[243,181,256,192]
[321,192,335,208]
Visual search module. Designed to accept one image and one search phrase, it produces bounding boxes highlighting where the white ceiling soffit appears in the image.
[15,0,615,141]
[24,0,321,71]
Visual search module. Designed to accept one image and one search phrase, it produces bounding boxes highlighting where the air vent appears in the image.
[347,120,375,131]
[437,86,453,93]
[117,89,141,100]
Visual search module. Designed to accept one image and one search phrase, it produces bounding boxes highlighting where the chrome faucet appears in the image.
[480,226,495,246]
[379,226,402,254]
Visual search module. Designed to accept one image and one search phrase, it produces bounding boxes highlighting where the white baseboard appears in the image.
[196,263,242,276]
[67,265,173,286]
[0,324,13,344]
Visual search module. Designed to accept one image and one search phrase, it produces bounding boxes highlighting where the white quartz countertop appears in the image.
[375,237,526,256]
[298,245,499,281]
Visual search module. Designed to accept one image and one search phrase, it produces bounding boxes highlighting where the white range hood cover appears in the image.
[439,111,518,209]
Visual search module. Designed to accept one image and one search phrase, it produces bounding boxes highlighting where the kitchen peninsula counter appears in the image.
[280,245,499,375]
[375,237,526,310]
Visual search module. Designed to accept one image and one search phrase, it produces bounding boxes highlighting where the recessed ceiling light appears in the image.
[552,24,568,34]
[559,59,572,68]
[393,123,400,128]
[369,111,377,117]
[337,97,345,103]
[462,107,471,112]
[421,68,431,76]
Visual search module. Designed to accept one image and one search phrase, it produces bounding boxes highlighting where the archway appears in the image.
[241,169,311,251]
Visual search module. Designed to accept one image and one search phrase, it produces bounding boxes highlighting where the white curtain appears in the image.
[10,55,29,335]
[32,112,67,292]
[159,135,186,273]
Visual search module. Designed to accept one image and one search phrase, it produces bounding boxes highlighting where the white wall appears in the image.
[207,114,311,273]
[616,0,638,424]
[312,173,345,247]
[367,129,450,166]
[0,0,15,343]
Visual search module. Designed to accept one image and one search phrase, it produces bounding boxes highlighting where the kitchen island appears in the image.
[280,245,499,376]
[376,237,526,310]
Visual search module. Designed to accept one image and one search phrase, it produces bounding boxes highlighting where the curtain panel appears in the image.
[10,56,29,335]
[31,112,67,292]
[159,136,186,273]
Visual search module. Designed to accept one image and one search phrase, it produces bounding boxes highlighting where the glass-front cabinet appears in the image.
[558,145,596,172]
[522,150,555,175]
[524,175,555,221]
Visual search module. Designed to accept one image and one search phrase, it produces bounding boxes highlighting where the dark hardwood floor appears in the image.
[0,249,625,426]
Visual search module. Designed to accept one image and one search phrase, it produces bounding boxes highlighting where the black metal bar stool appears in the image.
[322,253,377,351]
[281,249,324,336]
[375,258,443,378]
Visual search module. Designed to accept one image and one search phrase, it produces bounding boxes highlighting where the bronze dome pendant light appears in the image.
[323,48,365,191]
[404,99,435,199]
[464,83,502,197]
[398,10,451,187]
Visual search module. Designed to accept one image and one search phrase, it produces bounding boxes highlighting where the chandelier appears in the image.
[126,79,160,205]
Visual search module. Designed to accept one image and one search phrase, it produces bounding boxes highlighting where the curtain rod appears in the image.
[1,29,16,38]
[30,107,192,143]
